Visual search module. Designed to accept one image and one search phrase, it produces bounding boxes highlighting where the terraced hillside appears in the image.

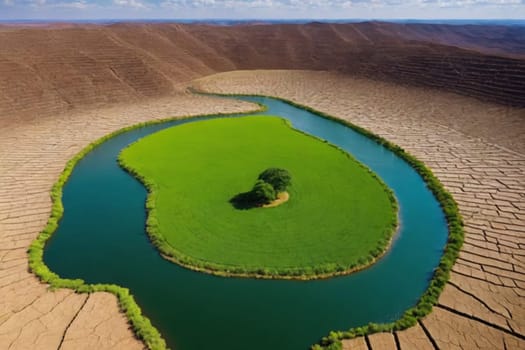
[361,22,525,58]
[1,22,524,127]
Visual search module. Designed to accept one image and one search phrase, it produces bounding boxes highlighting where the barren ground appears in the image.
[1,70,524,349]
[1,22,524,122]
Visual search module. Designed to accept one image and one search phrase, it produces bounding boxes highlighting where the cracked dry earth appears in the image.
[194,70,525,350]
[1,70,524,350]
[0,93,256,350]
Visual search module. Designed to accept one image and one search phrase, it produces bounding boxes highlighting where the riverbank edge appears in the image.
[26,104,266,350]
[189,89,464,350]
[118,115,399,280]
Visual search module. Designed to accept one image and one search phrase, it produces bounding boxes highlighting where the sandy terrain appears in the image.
[1,68,524,349]
[262,192,290,208]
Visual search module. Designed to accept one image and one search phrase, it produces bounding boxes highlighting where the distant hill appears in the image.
[0,22,524,122]
[371,22,525,58]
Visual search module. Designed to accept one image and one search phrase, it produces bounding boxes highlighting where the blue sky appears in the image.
[1,0,524,20]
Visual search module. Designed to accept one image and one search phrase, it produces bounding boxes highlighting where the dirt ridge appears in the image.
[1,22,525,129]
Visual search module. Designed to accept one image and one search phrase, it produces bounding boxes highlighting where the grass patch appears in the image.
[119,116,398,279]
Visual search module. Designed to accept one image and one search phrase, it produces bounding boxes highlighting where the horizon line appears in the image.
[2,18,525,21]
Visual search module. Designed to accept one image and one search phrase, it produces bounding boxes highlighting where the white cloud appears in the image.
[24,0,94,8]
[419,0,523,6]
[114,0,147,8]
[161,0,365,9]
[162,0,283,8]
[1,0,524,20]
[159,0,525,10]
[54,0,88,8]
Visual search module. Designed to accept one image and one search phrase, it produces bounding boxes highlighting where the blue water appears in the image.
[44,96,448,350]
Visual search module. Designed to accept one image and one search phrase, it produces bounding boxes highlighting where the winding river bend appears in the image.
[44,96,448,350]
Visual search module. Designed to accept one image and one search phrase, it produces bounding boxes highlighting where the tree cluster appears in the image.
[230,168,291,208]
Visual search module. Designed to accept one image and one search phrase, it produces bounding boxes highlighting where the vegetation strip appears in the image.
[118,116,398,280]
[27,106,265,350]
[191,90,464,350]
[28,88,464,350]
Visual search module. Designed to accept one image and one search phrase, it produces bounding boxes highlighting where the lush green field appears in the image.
[119,116,397,278]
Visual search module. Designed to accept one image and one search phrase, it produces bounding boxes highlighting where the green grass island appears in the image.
[119,116,398,279]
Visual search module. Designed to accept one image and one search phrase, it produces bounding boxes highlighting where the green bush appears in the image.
[251,179,277,203]
[258,167,292,192]
[230,168,291,208]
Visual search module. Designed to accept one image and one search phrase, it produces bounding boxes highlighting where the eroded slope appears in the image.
[1,21,524,129]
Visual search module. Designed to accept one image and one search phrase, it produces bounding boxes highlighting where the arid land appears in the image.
[0,23,524,349]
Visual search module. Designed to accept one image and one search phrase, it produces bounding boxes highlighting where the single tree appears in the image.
[258,168,292,193]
